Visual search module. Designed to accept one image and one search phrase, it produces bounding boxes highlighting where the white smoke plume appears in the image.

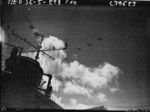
[63,81,93,98]
[22,35,122,109]
[65,98,93,109]
[51,94,93,110]
[60,61,121,89]
[110,88,121,93]
[51,77,62,92]
[97,93,107,102]
[41,35,65,50]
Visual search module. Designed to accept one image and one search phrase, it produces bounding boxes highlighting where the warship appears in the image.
[1,43,63,109]
[1,12,63,109]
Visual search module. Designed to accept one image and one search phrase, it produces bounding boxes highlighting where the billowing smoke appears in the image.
[51,94,93,109]
[41,36,65,50]
[22,35,122,109]
[60,61,121,89]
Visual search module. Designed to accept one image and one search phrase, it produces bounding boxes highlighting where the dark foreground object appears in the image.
[1,52,62,109]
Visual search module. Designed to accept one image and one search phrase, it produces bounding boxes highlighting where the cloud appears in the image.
[38,36,66,74]
[41,35,65,50]
[51,93,63,105]
[67,99,93,109]
[51,77,62,92]
[23,35,66,74]
[97,93,107,102]
[63,82,93,97]
[22,35,122,109]
[110,88,121,93]
[51,94,93,109]
[23,35,122,90]
[61,61,122,89]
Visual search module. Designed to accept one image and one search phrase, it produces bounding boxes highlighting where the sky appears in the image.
[1,4,150,110]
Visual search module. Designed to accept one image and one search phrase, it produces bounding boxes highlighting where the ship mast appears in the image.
[35,34,44,60]
[23,12,55,60]
[11,30,55,60]
[23,11,55,98]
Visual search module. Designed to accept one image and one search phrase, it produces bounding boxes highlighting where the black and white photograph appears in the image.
[1,0,150,111]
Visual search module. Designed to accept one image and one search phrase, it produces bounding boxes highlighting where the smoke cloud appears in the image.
[22,35,122,109]
[63,81,93,97]
[41,35,65,50]
[97,93,107,102]
[60,61,121,89]
[51,94,93,109]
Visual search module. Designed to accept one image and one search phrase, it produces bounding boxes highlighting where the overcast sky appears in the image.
[1,5,150,110]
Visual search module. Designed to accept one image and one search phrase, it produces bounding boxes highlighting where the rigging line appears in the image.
[23,48,64,52]
[23,11,32,26]
[1,42,23,48]
[12,31,55,60]
[22,9,55,60]
[35,34,44,60]
[23,49,50,52]
[23,9,43,37]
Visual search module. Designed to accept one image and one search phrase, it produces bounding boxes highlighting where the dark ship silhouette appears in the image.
[1,46,63,109]
[1,11,64,109]
[1,11,63,109]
